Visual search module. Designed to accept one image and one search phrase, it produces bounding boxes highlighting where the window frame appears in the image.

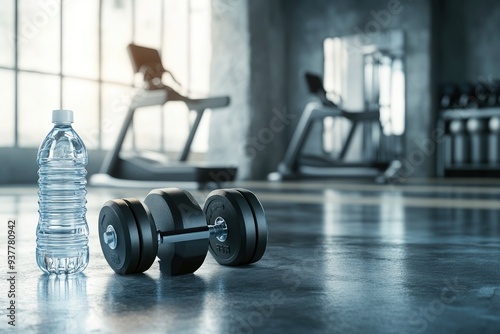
[1,0,206,151]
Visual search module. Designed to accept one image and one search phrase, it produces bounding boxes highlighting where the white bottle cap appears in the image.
[52,109,74,124]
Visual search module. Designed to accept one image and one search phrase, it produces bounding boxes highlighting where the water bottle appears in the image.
[36,109,89,274]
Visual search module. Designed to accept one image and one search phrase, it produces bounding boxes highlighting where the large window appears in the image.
[0,0,211,153]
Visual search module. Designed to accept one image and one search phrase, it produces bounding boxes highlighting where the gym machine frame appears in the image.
[275,73,395,180]
[92,44,237,185]
[437,107,500,177]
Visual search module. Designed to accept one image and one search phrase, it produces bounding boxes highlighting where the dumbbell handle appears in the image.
[103,217,228,250]
[159,217,228,244]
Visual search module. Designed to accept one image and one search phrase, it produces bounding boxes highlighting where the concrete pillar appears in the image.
[209,0,287,180]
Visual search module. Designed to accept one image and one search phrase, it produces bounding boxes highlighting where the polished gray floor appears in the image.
[0,180,499,333]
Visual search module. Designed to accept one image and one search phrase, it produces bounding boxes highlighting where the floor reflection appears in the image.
[95,272,213,332]
[37,274,88,332]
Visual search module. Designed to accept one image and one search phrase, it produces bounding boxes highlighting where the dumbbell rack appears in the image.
[437,107,500,177]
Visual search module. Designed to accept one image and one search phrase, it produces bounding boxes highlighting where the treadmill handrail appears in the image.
[130,89,168,109]
[185,96,230,110]
[279,101,382,174]
[130,87,230,111]
[341,110,380,121]
[100,87,231,175]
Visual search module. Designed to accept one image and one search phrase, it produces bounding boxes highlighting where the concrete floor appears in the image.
[0,180,499,333]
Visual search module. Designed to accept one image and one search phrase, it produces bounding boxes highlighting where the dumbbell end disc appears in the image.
[99,200,142,275]
[234,188,268,264]
[204,189,257,266]
[122,198,158,274]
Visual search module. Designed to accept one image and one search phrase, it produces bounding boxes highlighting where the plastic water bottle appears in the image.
[36,109,89,274]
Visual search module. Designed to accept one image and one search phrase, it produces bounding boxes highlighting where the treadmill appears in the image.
[91,44,237,187]
[270,73,400,181]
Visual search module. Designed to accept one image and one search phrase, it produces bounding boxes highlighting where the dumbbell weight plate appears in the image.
[234,189,268,264]
[122,198,158,273]
[144,188,208,276]
[99,200,141,274]
[204,189,257,266]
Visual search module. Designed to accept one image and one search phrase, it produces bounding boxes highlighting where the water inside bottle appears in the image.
[36,114,89,275]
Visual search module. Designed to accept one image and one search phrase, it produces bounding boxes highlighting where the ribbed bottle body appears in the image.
[36,124,89,275]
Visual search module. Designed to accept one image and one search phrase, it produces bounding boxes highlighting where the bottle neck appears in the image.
[53,122,73,128]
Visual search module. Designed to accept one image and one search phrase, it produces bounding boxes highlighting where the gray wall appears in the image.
[438,0,500,83]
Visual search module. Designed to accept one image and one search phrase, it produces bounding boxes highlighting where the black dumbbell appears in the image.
[475,82,491,108]
[466,118,487,164]
[98,188,268,275]
[449,120,468,164]
[487,80,500,107]
[440,84,459,109]
[488,117,500,163]
[458,82,478,108]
